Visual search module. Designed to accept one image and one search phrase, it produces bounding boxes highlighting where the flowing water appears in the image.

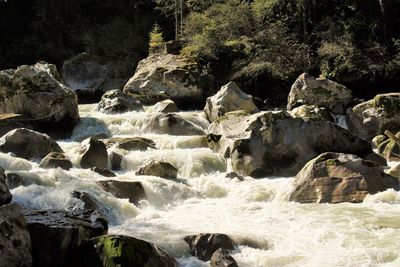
[5,104,400,267]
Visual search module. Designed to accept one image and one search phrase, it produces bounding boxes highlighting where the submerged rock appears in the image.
[346,93,400,140]
[136,160,178,179]
[204,81,259,122]
[96,180,146,205]
[40,152,73,170]
[184,233,235,262]
[0,204,32,267]
[0,128,63,160]
[210,248,238,267]
[105,137,156,151]
[0,166,12,206]
[97,89,144,114]
[289,152,400,203]
[80,138,108,169]
[5,172,46,189]
[82,235,176,267]
[143,113,205,136]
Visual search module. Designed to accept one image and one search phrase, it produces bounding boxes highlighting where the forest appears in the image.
[1,0,400,104]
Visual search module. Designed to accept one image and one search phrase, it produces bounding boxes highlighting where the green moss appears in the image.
[324,159,342,166]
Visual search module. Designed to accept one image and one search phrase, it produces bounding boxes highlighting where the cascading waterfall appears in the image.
[7,104,400,267]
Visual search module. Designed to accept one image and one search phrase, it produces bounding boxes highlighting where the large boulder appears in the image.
[25,209,108,267]
[0,128,63,160]
[210,248,238,267]
[97,89,144,114]
[82,235,176,267]
[143,113,205,136]
[39,152,73,170]
[96,180,146,205]
[290,104,333,122]
[80,138,108,169]
[204,81,259,122]
[346,93,400,140]
[0,166,12,206]
[0,204,32,267]
[104,137,156,151]
[289,152,400,203]
[287,73,352,114]
[62,53,140,103]
[0,113,34,138]
[136,160,178,179]
[0,63,79,137]
[184,233,235,262]
[123,54,214,108]
[207,111,373,177]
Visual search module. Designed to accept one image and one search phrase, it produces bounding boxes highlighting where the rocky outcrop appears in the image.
[80,138,108,169]
[25,209,108,267]
[149,99,179,113]
[0,166,12,206]
[105,137,156,151]
[289,152,400,203]
[136,160,178,179]
[184,233,235,262]
[210,248,238,267]
[0,128,63,160]
[290,104,333,122]
[96,89,144,114]
[287,73,352,114]
[62,53,140,103]
[96,180,146,205]
[82,235,176,267]
[123,54,214,108]
[0,204,32,267]
[143,113,205,136]
[39,152,73,170]
[207,111,373,177]
[346,93,400,140]
[204,81,259,122]
[0,63,79,137]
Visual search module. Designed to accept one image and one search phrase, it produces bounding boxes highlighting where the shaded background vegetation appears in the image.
[1,0,400,105]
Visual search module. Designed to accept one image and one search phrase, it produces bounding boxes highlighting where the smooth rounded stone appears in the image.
[184,233,235,262]
[0,128,63,160]
[287,73,352,114]
[40,152,73,170]
[210,248,238,267]
[105,137,156,151]
[150,99,179,113]
[24,209,108,267]
[0,166,12,206]
[123,53,214,108]
[136,160,178,179]
[110,151,123,171]
[208,111,372,177]
[0,204,32,267]
[91,167,116,177]
[80,137,108,169]
[143,113,205,136]
[82,235,176,267]
[97,89,144,114]
[204,81,259,122]
[289,152,400,204]
[346,93,400,140]
[0,63,79,137]
[96,180,146,205]
[387,162,400,178]
[290,104,333,122]
[75,133,110,143]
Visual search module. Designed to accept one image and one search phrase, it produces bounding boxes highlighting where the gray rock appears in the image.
[143,113,205,136]
[290,104,333,122]
[40,152,73,170]
[80,138,108,169]
[91,167,116,177]
[136,160,178,179]
[96,180,146,205]
[97,89,144,114]
[110,151,123,171]
[210,248,238,267]
[0,166,12,206]
[105,137,156,151]
[150,99,179,113]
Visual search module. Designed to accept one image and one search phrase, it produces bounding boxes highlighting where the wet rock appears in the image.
[75,133,110,143]
[82,235,176,267]
[210,248,238,267]
[150,99,179,113]
[136,160,178,179]
[40,152,73,170]
[123,54,214,108]
[346,93,400,140]
[24,209,108,267]
[184,233,235,262]
[97,89,144,114]
[0,128,63,160]
[96,180,146,205]
[225,172,244,181]
[105,137,156,151]
[91,167,116,177]
[0,204,32,267]
[143,113,205,136]
[289,152,400,203]
[290,104,333,122]
[287,73,352,114]
[208,111,372,177]
[71,191,101,213]
[204,81,259,122]
[0,166,12,206]
[0,63,79,137]
[80,138,108,169]
[5,172,46,189]
[110,151,123,171]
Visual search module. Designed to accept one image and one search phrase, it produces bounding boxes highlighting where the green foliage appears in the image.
[149,23,164,52]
